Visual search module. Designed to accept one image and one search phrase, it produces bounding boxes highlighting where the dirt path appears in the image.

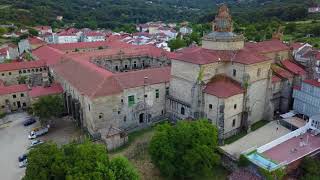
[110,130,164,180]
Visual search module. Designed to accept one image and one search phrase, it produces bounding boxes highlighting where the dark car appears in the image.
[18,154,27,162]
[23,118,36,126]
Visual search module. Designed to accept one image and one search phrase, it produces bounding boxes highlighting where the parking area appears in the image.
[0,113,81,180]
[0,112,34,180]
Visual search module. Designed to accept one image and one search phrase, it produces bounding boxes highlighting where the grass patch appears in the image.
[194,165,229,180]
[109,127,154,153]
[224,130,247,145]
[251,120,269,131]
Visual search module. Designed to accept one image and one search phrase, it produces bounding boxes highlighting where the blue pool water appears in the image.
[247,153,278,170]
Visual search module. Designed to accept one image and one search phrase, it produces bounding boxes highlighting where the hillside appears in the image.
[0,0,314,29]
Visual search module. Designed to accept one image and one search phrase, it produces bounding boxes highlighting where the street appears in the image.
[0,112,35,180]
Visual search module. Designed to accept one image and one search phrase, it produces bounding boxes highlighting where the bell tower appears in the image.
[202,4,244,51]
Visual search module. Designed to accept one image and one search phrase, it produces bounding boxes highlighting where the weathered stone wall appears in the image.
[0,67,47,85]
[0,91,30,113]
[202,40,244,50]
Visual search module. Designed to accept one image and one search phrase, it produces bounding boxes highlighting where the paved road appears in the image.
[0,112,35,180]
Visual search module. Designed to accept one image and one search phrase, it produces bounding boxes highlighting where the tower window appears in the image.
[234,104,237,109]
[232,119,236,127]
[155,89,159,98]
[232,69,236,77]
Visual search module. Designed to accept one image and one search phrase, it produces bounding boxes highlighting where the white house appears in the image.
[179,26,193,35]
[82,31,105,42]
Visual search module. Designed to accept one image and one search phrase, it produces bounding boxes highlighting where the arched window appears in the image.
[181,107,185,115]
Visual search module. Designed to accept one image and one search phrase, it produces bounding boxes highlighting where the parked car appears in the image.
[29,140,43,148]
[19,159,27,168]
[28,127,49,139]
[18,154,27,162]
[23,118,36,126]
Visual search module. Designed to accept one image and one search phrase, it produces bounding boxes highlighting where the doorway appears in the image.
[139,113,144,123]
[17,101,21,108]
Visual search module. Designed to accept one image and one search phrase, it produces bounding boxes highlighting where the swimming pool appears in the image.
[246,152,278,171]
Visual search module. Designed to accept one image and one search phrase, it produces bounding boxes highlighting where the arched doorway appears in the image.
[139,113,144,123]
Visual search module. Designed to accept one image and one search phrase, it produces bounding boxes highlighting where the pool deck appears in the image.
[220,121,291,159]
[263,132,320,165]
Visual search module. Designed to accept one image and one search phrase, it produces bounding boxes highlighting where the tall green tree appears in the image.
[32,95,64,125]
[24,141,140,180]
[149,120,220,179]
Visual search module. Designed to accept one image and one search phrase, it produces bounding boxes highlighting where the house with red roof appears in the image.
[82,31,105,42]
[34,26,53,36]
[0,82,63,113]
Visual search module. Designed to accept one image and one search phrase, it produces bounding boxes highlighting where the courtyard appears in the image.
[220,121,291,159]
[0,112,81,180]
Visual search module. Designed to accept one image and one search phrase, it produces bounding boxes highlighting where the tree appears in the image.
[300,157,320,180]
[168,38,187,51]
[28,28,39,36]
[24,141,140,180]
[32,95,64,125]
[109,156,140,180]
[149,120,220,179]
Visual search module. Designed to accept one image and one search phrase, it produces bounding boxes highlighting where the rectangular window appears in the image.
[21,93,24,97]
[22,102,26,107]
[155,89,159,98]
[165,87,169,96]
[209,104,213,109]
[232,119,236,127]
[88,104,91,111]
[232,69,236,77]
[12,94,16,98]
[128,95,135,106]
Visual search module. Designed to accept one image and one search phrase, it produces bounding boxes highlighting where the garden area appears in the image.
[110,120,230,180]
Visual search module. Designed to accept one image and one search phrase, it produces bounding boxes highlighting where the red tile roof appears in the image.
[281,59,306,75]
[29,83,63,98]
[0,84,28,95]
[304,79,320,88]
[0,60,46,72]
[114,67,170,89]
[272,75,282,83]
[32,46,64,66]
[173,47,270,65]
[34,26,51,31]
[57,28,79,36]
[290,42,305,50]
[271,64,294,79]
[245,40,290,53]
[52,56,120,98]
[28,37,46,46]
[0,47,8,56]
[49,41,111,51]
[203,74,245,98]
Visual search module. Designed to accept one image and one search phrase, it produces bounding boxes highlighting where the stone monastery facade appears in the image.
[0,5,306,149]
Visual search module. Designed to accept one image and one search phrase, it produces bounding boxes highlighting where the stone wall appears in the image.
[202,40,244,50]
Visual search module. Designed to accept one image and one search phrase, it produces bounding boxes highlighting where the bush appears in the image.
[258,167,285,180]
[24,141,140,180]
[149,120,220,179]
[238,154,250,167]
[0,112,6,119]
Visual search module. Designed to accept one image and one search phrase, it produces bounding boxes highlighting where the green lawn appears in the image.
[109,127,154,153]
[251,120,269,131]
[224,130,247,145]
